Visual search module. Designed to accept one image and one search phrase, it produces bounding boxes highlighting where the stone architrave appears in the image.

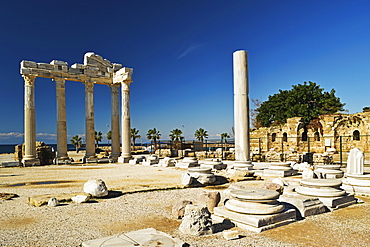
[233,50,250,163]
[347,148,364,175]
[54,77,70,164]
[22,75,40,166]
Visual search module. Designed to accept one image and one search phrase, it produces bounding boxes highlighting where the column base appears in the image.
[109,156,119,163]
[22,158,41,167]
[118,156,131,164]
[53,157,72,165]
[84,156,98,164]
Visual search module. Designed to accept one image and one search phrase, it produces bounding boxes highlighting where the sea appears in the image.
[0,144,112,154]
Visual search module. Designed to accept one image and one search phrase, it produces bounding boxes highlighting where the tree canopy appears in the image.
[169,128,183,141]
[194,128,208,142]
[256,81,345,127]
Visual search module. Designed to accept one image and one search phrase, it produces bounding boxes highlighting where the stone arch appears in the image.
[353,130,360,141]
[282,132,288,142]
[272,133,277,142]
[314,131,320,141]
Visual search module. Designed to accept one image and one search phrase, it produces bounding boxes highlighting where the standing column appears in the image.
[54,77,70,164]
[110,84,120,161]
[84,81,97,163]
[233,50,252,168]
[118,80,132,163]
[22,75,40,166]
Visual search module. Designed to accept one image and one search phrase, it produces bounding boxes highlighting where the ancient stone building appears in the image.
[250,112,370,162]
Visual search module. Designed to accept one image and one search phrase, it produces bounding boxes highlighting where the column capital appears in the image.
[121,80,132,91]
[22,75,36,86]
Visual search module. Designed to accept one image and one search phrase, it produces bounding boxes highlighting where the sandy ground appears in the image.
[1,153,370,246]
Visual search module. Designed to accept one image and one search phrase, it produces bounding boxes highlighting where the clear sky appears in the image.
[1,0,370,144]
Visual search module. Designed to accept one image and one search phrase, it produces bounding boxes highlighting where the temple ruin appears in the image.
[20,52,133,165]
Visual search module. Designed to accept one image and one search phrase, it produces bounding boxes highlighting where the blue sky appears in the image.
[1,0,370,144]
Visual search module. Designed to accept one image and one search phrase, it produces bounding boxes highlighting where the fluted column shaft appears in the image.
[84,81,96,159]
[120,81,131,159]
[110,84,120,160]
[54,78,68,159]
[23,75,37,161]
[233,50,250,161]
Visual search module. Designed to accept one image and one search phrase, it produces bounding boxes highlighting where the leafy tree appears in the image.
[256,81,345,127]
[95,131,103,147]
[146,128,161,152]
[131,128,141,150]
[363,106,370,112]
[169,128,183,141]
[194,128,208,142]
[70,135,82,153]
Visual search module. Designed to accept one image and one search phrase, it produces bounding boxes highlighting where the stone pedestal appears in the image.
[263,162,298,177]
[200,159,226,170]
[176,157,199,168]
[295,179,356,210]
[188,167,216,185]
[342,174,370,196]
[232,160,253,170]
[213,189,296,232]
[142,155,159,166]
[314,164,344,179]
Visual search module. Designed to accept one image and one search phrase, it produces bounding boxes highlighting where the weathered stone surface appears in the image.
[347,148,364,175]
[222,229,240,240]
[198,191,220,213]
[181,173,194,186]
[83,179,108,197]
[279,194,327,218]
[29,192,91,207]
[179,204,213,235]
[263,182,284,194]
[72,195,90,203]
[47,198,59,207]
[172,200,193,219]
[82,228,186,247]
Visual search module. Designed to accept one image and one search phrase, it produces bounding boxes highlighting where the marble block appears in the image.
[264,162,298,177]
[279,194,327,218]
[214,206,296,232]
[342,174,370,196]
[82,228,186,247]
[314,164,344,179]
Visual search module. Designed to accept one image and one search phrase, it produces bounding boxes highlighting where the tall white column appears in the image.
[84,81,97,162]
[54,77,70,164]
[233,50,251,166]
[118,80,132,163]
[110,84,120,161]
[22,75,40,166]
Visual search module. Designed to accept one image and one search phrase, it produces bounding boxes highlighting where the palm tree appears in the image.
[169,128,183,141]
[106,130,112,145]
[70,135,82,153]
[194,128,208,142]
[221,132,230,159]
[146,128,161,152]
[95,131,103,147]
[131,128,141,150]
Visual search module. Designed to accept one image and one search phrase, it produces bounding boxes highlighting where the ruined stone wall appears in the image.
[251,112,370,158]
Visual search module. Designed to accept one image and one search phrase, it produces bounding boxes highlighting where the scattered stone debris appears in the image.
[28,192,91,207]
[198,191,220,213]
[222,229,240,240]
[47,198,59,207]
[72,194,90,204]
[83,179,108,197]
[0,193,18,200]
[179,204,213,235]
[82,228,187,247]
[172,200,193,219]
